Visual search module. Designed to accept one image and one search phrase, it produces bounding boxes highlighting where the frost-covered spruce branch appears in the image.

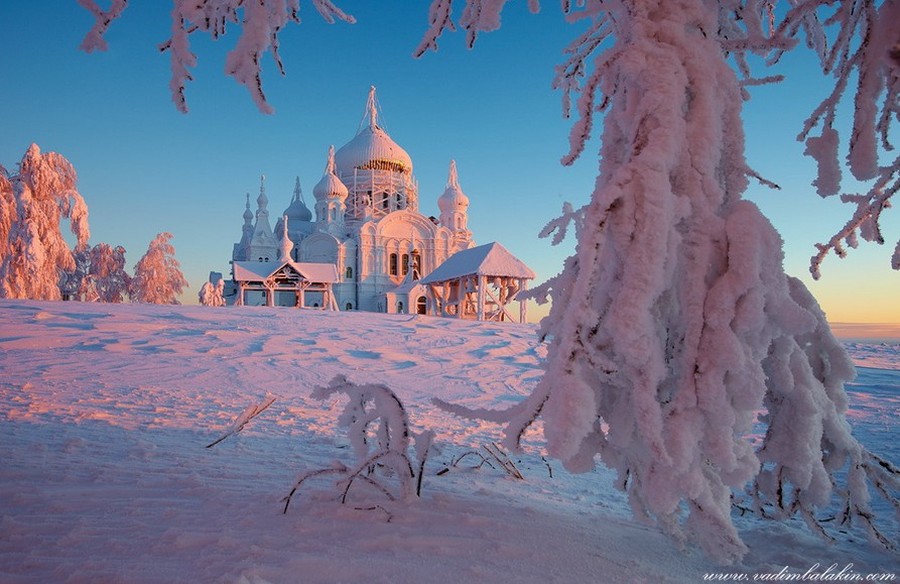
[419,0,899,563]
[283,375,434,514]
[792,1,900,274]
[78,0,355,113]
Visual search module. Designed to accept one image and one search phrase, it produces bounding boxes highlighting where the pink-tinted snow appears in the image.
[0,300,896,582]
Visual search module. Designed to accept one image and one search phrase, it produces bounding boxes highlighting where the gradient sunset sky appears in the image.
[2,2,897,325]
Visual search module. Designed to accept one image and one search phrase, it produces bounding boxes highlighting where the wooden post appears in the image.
[519,278,528,323]
[477,275,486,321]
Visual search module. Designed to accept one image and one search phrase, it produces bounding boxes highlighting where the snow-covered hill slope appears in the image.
[0,300,896,583]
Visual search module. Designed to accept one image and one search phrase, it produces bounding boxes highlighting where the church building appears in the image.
[224,87,533,322]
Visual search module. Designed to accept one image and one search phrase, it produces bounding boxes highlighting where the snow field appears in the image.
[0,300,897,582]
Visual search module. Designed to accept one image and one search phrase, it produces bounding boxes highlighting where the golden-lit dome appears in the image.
[334,86,413,175]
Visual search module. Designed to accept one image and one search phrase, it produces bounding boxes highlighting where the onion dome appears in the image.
[283,177,312,222]
[438,160,469,213]
[334,86,412,175]
[242,193,253,224]
[313,146,349,202]
[256,174,269,210]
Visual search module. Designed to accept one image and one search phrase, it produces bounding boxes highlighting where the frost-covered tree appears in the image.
[418,0,898,563]
[0,144,91,300]
[198,278,225,306]
[86,243,131,303]
[61,243,131,303]
[59,246,92,301]
[0,164,15,265]
[129,232,188,304]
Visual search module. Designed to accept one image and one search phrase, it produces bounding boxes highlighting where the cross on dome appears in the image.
[447,159,459,189]
[363,85,379,132]
[257,175,268,209]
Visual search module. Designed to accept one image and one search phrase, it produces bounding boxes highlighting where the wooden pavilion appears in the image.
[419,242,535,323]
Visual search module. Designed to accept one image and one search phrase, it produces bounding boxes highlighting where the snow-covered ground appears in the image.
[0,300,896,583]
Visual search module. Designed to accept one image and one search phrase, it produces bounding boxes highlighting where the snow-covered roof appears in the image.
[232,260,338,283]
[420,242,536,284]
[334,87,412,175]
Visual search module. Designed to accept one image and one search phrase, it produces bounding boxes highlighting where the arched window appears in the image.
[345,302,353,311]
[416,296,427,315]
[401,254,409,276]
[389,253,398,276]
[345,266,353,280]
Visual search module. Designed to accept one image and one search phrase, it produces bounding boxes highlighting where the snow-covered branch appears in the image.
[416,0,540,57]
[789,0,899,272]
[206,393,277,448]
[79,0,355,113]
[284,375,435,513]
[810,166,898,278]
[77,0,129,53]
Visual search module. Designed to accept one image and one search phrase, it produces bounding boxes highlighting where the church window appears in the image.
[345,266,353,280]
[389,253,398,276]
[416,296,427,314]
[401,254,409,276]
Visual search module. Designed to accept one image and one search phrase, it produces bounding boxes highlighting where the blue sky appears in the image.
[2,2,897,323]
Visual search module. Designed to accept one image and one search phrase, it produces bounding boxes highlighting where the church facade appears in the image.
[225,87,531,319]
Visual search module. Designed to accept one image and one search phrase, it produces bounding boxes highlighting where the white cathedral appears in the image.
[222,87,535,322]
